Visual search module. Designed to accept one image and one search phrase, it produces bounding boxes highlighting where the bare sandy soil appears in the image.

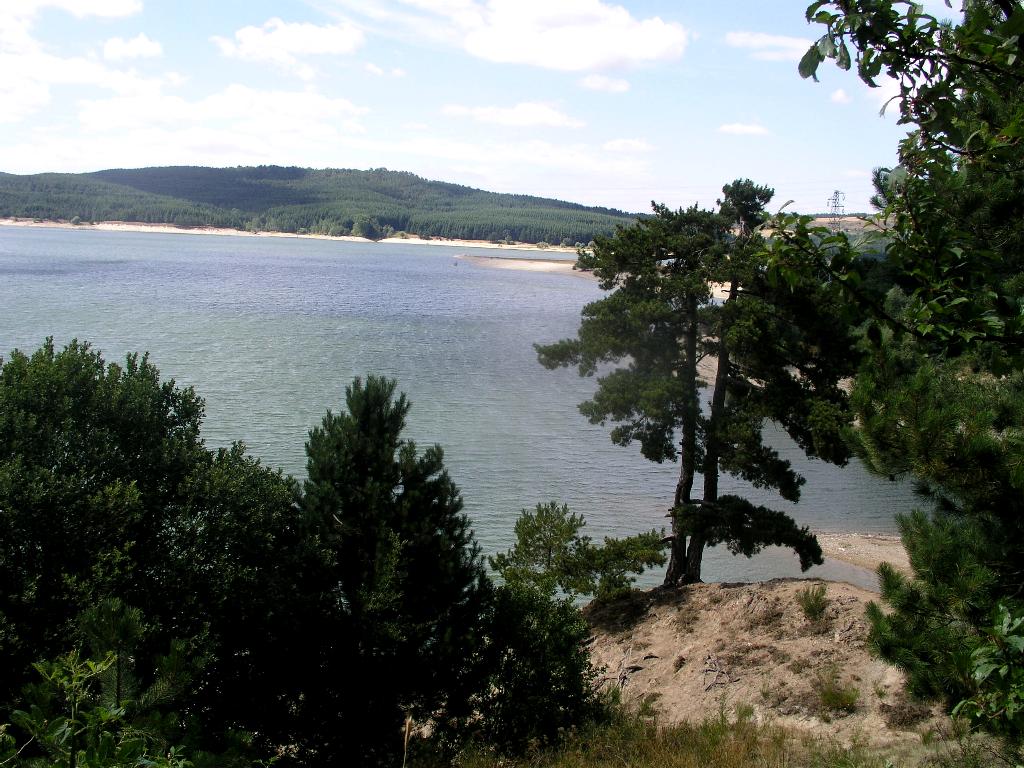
[586,578,947,762]
[454,252,585,275]
[816,532,910,576]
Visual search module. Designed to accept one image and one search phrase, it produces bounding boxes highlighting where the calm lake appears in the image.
[0,225,919,586]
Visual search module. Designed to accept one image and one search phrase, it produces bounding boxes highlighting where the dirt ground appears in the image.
[585,578,948,761]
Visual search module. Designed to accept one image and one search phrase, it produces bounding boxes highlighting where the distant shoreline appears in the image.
[0,217,580,257]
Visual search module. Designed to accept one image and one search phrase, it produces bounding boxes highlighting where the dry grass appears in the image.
[813,666,860,718]
[412,709,906,768]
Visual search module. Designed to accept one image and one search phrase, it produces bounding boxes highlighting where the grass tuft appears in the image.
[813,666,860,717]
[797,583,830,623]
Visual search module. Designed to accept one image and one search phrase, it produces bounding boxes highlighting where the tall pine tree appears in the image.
[537,181,855,584]
[300,376,489,762]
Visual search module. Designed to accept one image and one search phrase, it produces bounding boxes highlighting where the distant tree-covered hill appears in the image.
[0,166,639,244]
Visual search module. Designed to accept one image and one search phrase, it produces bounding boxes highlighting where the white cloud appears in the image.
[718,123,769,136]
[0,77,51,124]
[603,138,653,152]
[463,1,687,71]
[336,0,687,72]
[831,88,852,104]
[2,83,371,171]
[725,31,810,62]
[364,62,406,77]
[870,76,903,115]
[0,11,166,124]
[10,0,141,18]
[212,18,364,80]
[580,74,629,93]
[364,134,647,182]
[442,102,585,128]
[103,33,162,61]
[0,0,198,128]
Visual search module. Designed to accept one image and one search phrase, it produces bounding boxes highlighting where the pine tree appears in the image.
[537,181,856,584]
[300,376,489,762]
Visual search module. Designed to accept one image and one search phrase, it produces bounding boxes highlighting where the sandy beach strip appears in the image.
[816,531,910,575]
[0,217,579,255]
[454,252,591,276]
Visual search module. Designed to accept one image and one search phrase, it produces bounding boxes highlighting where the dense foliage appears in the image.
[0,341,610,766]
[0,166,636,245]
[767,0,1024,753]
[490,502,665,600]
[472,581,600,755]
[537,181,856,584]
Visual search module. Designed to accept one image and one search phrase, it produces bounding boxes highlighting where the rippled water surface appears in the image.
[0,226,920,585]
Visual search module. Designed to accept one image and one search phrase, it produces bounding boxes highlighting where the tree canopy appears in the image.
[1,343,549,766]
[299,375,491,762]
[771,0,1024,751]
[537,181,856,584]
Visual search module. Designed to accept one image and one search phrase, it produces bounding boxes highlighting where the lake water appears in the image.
[0,226,920,587]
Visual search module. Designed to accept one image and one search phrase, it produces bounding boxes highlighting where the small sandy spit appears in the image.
[454,252,588,277]
[816,532,910,576]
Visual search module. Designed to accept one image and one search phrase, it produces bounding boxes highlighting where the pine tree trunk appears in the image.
[665,295,700,586]
[683,278,738,584]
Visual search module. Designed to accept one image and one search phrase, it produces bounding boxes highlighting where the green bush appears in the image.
[489,501,664,601]
[474,581,601,755]
[1,603,196,768]
[953,603,1024,751]
[797,583,829,623]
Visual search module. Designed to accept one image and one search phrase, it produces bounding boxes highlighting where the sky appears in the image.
[0,0,962,215]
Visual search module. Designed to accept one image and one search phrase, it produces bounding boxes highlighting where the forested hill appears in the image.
[0,166,638,244]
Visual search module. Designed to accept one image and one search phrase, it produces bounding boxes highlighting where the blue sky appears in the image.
[0,1,960,214]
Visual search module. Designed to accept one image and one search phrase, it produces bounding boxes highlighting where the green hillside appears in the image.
[0,166,639,244]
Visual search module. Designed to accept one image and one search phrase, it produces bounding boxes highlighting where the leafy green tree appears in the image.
[0,339,206,706]
[2,651,191,768]
[300,376,490,763]
[490,501,664,600]
[954,603,1024,750]
[778,1,1024,748]
[851,329,1024,742]
[537,182,855,584]
[787,0,1024,355]
[2,600,198,768]
[0,340,339,763]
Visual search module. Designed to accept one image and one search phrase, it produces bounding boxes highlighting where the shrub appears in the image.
[797,583,829,623]
[490,502,664,601]
[474,581,601,755]
[813,666,859,716]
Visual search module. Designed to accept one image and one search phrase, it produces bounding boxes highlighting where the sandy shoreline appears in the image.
[0,217,578,256]
[454,252,586,276]
[816,531,909,575]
